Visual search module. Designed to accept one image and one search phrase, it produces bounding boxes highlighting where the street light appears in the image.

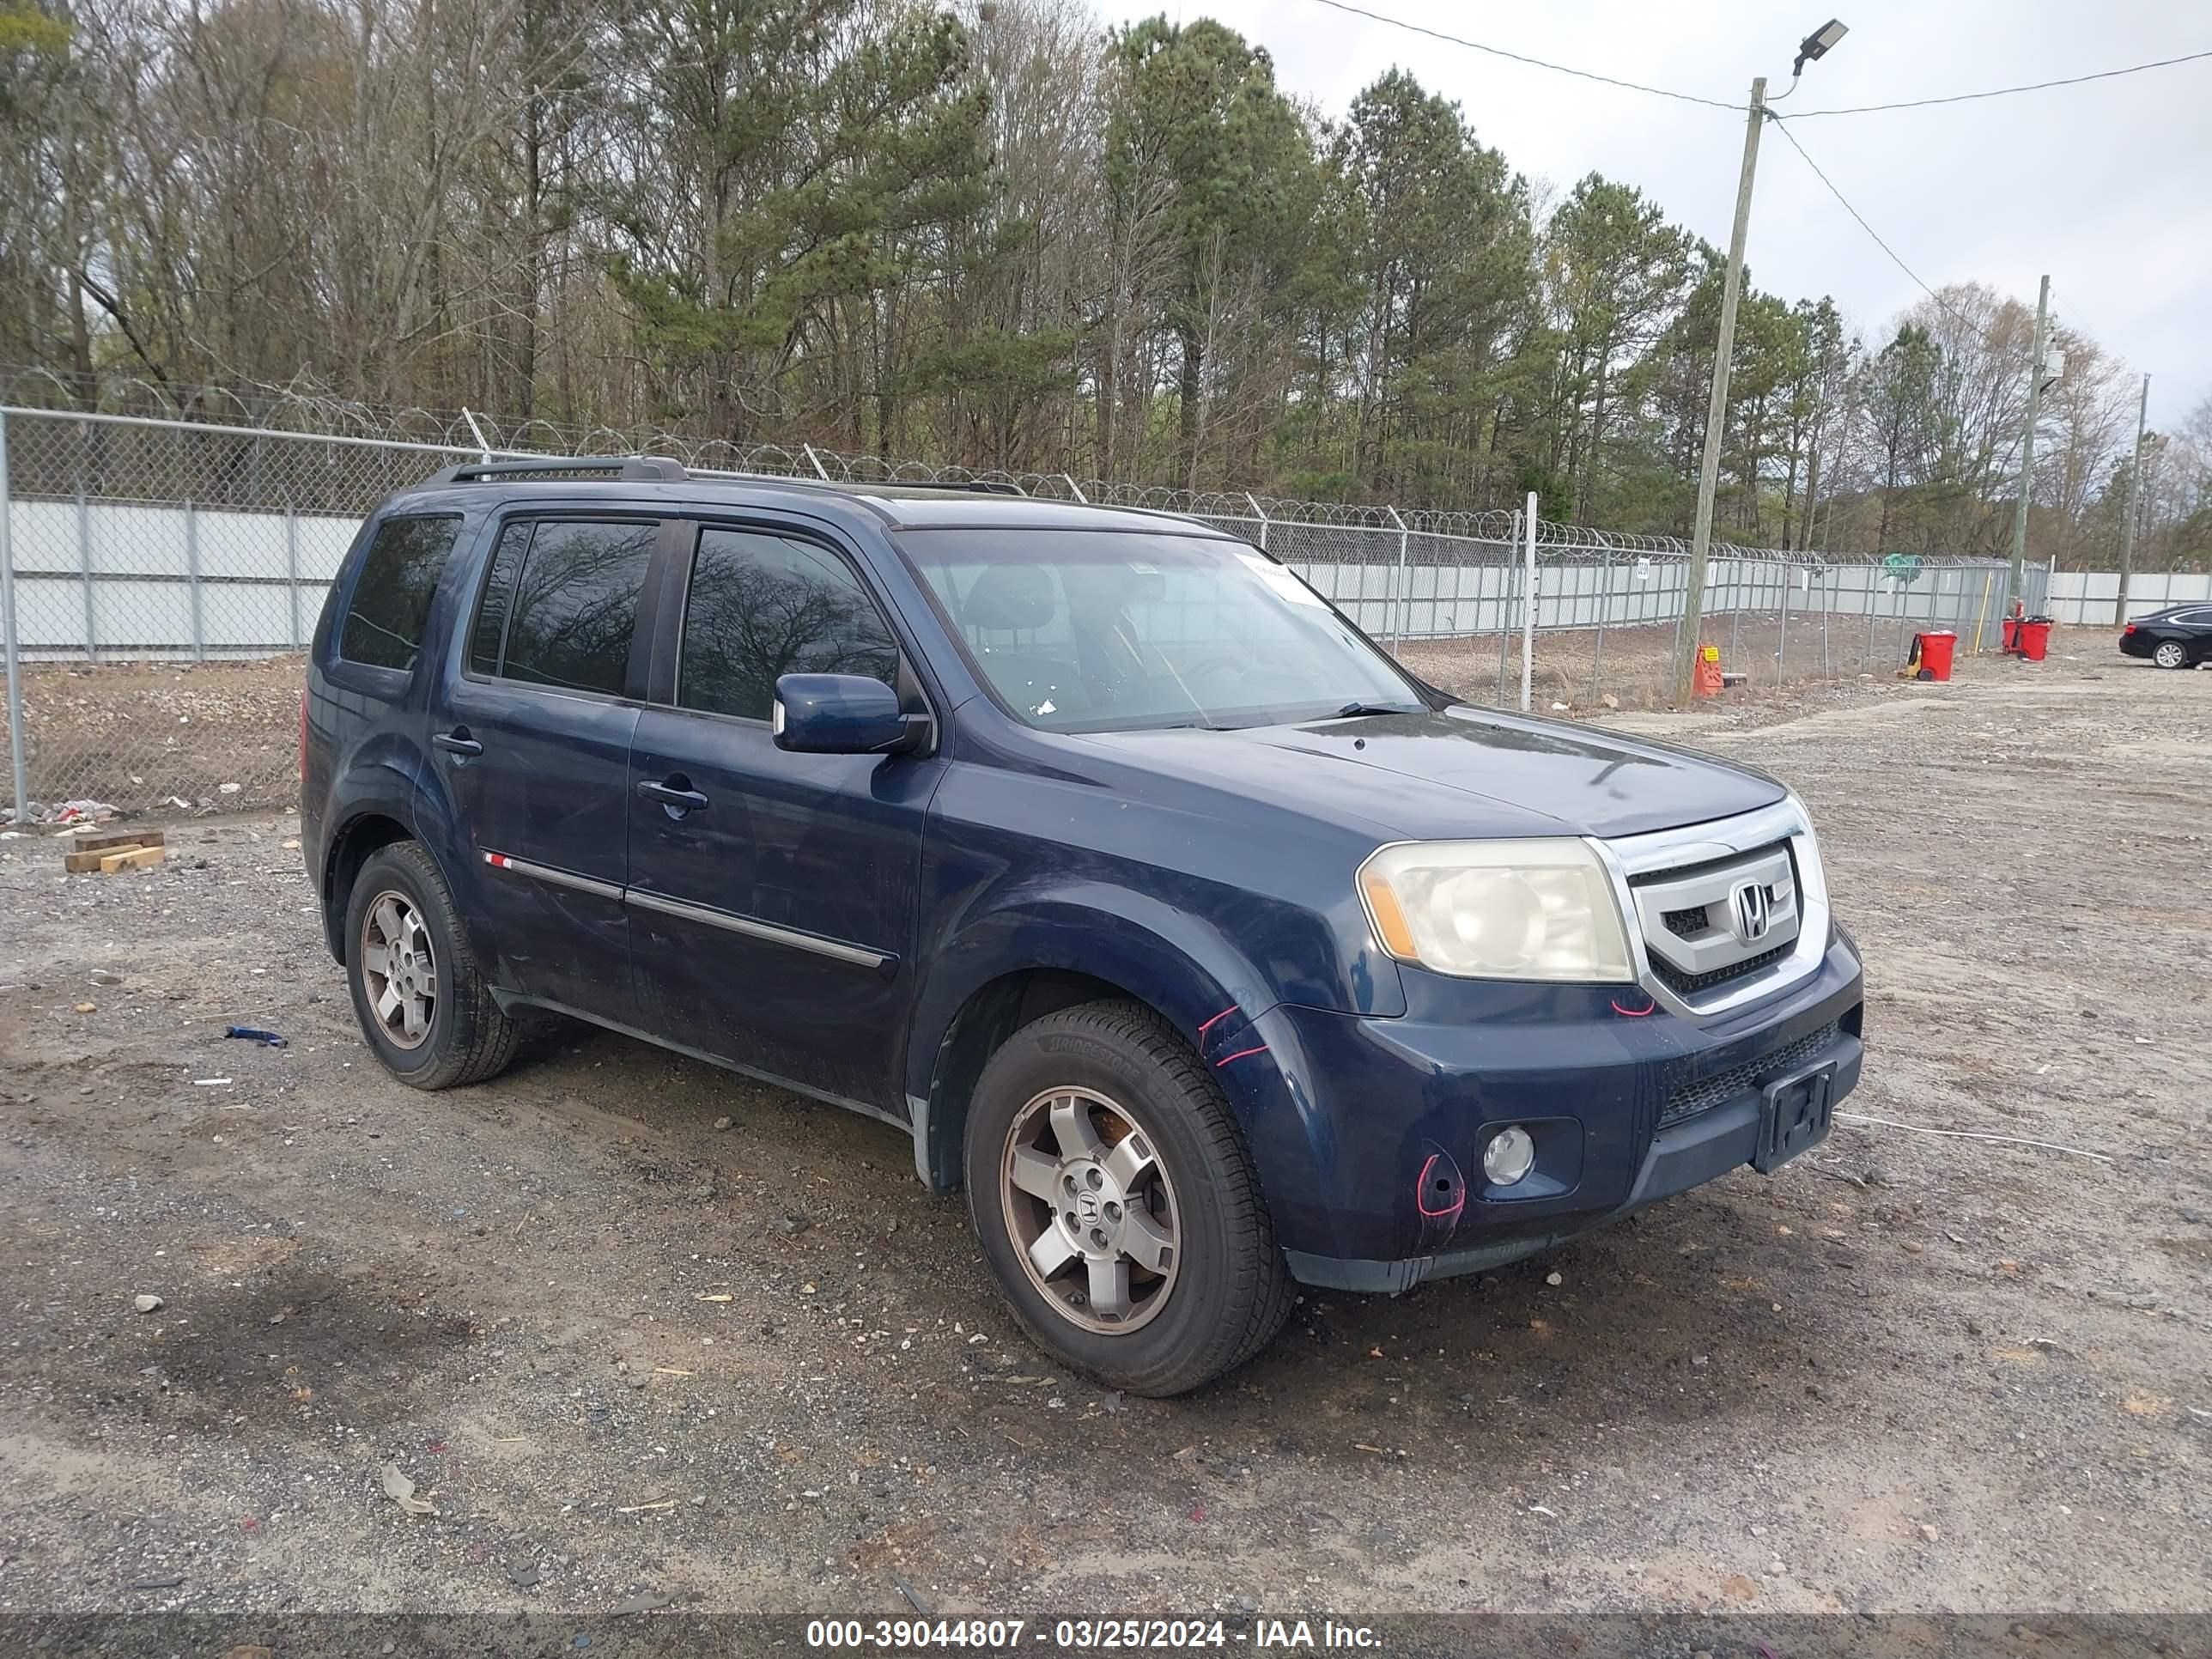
[1673,19,1850,705]
[1793,19,1850,77]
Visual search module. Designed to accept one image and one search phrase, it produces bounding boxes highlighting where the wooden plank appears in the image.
[66,844,143,872]
[61,827,163,854]
[99,846,167,873]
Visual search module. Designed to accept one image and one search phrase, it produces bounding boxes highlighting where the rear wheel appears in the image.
[344,841,518,1090]
[2153,639,2188,669]
[964,1000,1293,1396]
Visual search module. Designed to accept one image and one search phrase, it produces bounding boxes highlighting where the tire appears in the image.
[2152,640,2188,670]
[963,999,1294,1396]
[343,841,518,1090]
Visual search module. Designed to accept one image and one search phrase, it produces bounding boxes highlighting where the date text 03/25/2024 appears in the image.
[803,1618,1382,1650]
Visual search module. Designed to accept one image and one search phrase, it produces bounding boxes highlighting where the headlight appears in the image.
[1357,838,1634,982]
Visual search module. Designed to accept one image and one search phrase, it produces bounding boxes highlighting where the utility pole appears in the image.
[2116,372,2149,625]
[2005,274,2051,615]
[1674,77,1766,705]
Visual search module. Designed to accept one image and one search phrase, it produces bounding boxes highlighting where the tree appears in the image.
[1857,323,1939,552]
[598,0,987,441]
[1537,174,1693,521]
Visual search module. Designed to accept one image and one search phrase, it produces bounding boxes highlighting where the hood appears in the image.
[1079,705,1784,842]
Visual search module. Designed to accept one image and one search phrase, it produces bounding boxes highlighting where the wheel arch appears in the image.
[905,896,1283,1195]
[321,809,421,963]
[318,744,470,963]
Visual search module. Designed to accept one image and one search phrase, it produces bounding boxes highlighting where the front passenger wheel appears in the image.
[2153,640,2188,669]
[964,1000,1294,1396]
[344,841,518,1090]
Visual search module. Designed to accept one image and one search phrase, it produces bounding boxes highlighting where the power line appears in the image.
[1299,0,1745,111]
[1301,0,2212,125]
[1788,49,2212,116]
[1767,115,1978,330]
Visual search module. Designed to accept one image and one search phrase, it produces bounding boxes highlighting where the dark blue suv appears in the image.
[303,459,1864,1395]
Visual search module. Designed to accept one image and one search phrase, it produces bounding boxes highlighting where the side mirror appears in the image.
[772,673,928,756]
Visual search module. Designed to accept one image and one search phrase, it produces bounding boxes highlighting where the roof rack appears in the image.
[854,476,1029,497]
[417,455,690,487]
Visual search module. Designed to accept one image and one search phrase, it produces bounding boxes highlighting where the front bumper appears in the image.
[1237,932,1864,1292]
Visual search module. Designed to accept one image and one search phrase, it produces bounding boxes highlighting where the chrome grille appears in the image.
[1602,799,1830,1018]
[1626,841,1800,1000]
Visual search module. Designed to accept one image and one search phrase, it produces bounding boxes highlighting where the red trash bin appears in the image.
[2001,617,2020,653]
[1917,629,1958,681]
[2018,617,2053,662]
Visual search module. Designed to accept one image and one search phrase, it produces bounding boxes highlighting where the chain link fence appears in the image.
[1,401,2050,827]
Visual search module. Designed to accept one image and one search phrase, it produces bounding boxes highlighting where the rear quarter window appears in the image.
[338,515,463,672]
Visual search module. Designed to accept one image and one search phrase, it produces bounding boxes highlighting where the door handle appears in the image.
[433,728,483,757]
[636,778,709,812]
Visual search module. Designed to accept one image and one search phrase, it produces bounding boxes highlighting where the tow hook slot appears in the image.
[1414,1142,1466,1252]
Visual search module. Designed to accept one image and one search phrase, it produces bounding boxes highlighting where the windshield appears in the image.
[899,528,1425,733]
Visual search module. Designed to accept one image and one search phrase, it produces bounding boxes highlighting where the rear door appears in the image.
[441,514,665,1013]
[624,520,942,1112]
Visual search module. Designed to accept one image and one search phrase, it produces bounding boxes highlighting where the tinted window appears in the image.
[498,520,655,696]
[678,528,899,720]
[470,521,532,674]
[338,515,461,672]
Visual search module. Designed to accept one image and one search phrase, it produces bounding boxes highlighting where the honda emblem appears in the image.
[1729,881,1772,944]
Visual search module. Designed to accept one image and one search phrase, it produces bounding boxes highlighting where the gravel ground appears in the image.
[0,644,2207,1624]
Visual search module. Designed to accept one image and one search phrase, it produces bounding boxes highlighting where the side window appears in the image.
[338,515,462,672]
[469,520,532,674]
[678,527,900,721]
[483,520,655,696]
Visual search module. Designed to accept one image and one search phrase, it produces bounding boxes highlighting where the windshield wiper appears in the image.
[1321,701,1419,720]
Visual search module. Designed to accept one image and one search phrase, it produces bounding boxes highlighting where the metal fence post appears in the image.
[286,504,303,648]
[1,410,29,825]
[1244,492,1267,552]
[1386,507,1410,650]
[185,498,206,660]
[1498,512,1516,703]
[1589,548,1610,706]
[1519,493,1537,712]
[76,490,96,661]
[1778,562,1791,682]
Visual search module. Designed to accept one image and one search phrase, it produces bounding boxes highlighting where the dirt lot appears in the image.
[0,646,2206,1626]
[3,656,305,820]
[1399,607,1951,713]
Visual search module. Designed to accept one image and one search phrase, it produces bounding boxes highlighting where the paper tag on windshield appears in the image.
[1237,552,1323,607]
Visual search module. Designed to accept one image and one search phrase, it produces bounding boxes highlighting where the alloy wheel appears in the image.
[2154,641,2186,669]
[360,890,437,1049]
[1000,1086,1182,1334]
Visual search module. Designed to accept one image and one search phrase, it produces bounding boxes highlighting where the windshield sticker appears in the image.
[1236,552,1324,607]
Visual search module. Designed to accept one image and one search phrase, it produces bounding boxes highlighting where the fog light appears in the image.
[1482,1126,1535,1187]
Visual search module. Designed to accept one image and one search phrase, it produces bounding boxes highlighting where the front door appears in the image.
[625,521,940,1112]
[441,514,661,1012]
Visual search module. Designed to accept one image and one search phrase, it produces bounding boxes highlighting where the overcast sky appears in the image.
[1097,0,2212,427]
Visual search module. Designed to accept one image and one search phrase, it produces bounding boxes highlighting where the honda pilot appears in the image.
[302,459,1865,1395]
